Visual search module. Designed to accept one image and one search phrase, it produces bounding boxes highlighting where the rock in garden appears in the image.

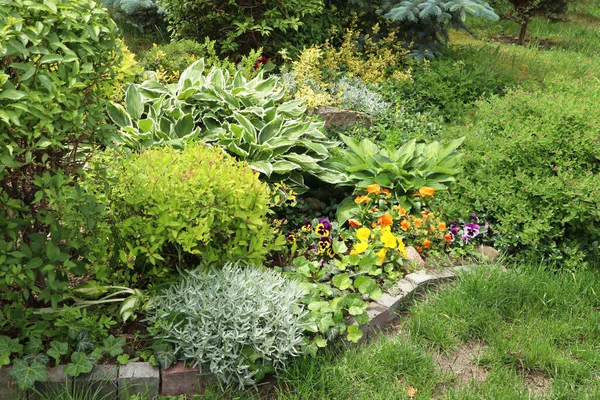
[312,106,371,130]
[475,245,499,263]
[405,246,427,267]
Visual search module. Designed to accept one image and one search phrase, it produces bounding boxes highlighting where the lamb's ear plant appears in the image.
[147,263,307,388]
[108,59,345,191]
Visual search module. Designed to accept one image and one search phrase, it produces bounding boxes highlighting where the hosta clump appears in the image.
[108,59,345,191]
[147,264,306,387]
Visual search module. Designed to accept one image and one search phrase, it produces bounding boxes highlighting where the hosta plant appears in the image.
[147,264,306,387]
[107,59,345,191]
[330,134,464,225]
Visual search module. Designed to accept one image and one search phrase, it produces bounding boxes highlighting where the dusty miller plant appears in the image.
[147,264,307,388]
[332,77,391,117]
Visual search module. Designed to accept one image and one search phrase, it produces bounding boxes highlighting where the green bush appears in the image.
[157,0,325,55]
[385,57,514,122]
[85,145,279,281]
[147,263,306,387]
[441,84,600,267]
[108,59,344,191]
[0,0,121,312]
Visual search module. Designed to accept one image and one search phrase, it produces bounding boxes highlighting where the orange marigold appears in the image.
[377,213,393,228]
[366,184,381,195]
[401,219,410,231]
[419,186,435,197]
[349,219,361,228]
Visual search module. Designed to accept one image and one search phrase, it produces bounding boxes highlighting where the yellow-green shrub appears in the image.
[86,145,281,282]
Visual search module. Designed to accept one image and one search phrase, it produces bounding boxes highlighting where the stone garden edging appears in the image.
[0,261,481,399]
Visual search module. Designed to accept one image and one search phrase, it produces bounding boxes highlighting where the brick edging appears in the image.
[0,265,471,399]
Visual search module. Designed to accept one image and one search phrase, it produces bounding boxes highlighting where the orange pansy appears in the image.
[349,219,361,228]
[377,213,393,228]
[438,222,447,231]
[423,238,432,249]
[414,218,423,228]
[444,233,453,243]
[419,186,435,197]
[401,219,410,231]
[366,184,381,195]
[354,195,371,204]
[381,188,392,198]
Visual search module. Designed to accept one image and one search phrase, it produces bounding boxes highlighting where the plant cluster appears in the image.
[107,60,345,191]
[84,145,279,283]
[101,0,166,32]
[0,0,121,322]
[157,0,325,56]
[147,264,306,387]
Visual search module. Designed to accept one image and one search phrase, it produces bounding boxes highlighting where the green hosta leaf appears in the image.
[9,359,47,390]
[332,273,352,290]
[125,84,143,120]
[336,197,360,226]
[107,102,132,129]
[346,325,363,343]
[249,161,273,177]
[47,341,69,364]
[102,335,126,357]
[258,116,283,144]
[65,352,93,377]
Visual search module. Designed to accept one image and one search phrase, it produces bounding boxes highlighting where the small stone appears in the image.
[0,366,20,400]
[75,365,118,399]
[161,362,213,395]
[405,246,427,268]
[118,362,160,399]
[32,365,71,399]
[312,106,371,130]
[365,302,389,331]
[475,245,500,263]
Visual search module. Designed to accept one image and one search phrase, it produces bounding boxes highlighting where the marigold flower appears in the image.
[438,222,447,231]
[348,218,361,228]
[377,213,393,228]
[444,233,453,243]
[401,219,410,231]
[381,231,397,248]
[351,241,369,255]
[356,227,371,242]
[419,186,435,197]
[414,218,423,228]
[423,238,432,249]
[381,188,392,198]
[366,184,381,195]
[376,248,387,265]
[355,195,372,204]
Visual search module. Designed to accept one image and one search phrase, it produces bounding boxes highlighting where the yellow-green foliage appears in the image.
[137,38,263,83]
[86,145,281,282]
[289,26,411,108]
[101,39,144,102]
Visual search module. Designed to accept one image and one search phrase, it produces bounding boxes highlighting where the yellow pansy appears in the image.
[356,227,371,242]
[376,248,387,265]
[397,237,407,258]
[351,241,369,255]
[381,231,397,248]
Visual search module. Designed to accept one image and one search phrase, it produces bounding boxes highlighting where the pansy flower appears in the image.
[301,220,312,232]
[356,227,371,242]
[315,218,332,237]
[351,241,369,255]
[318,237,332,252]
[376,248,387,265]
[423,238,432,249]
[377,213,393,228]
[355,195,372,204]
[366,184,381,195]
[348,218,361,228]
[419,186,435,197]
[401,219,410,231]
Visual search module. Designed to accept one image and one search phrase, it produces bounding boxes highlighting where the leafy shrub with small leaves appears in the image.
[157,0,325,55]
[136,39,262,84]
[0,0,121,316]
[147,264,306,387]
[108,59,344,191]
[439,84,600,267]
[84,145,279,282]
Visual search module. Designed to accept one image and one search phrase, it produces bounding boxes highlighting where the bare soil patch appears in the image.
[436,341,488,385]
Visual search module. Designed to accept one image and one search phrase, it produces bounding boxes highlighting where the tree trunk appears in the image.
[517,20,528,45]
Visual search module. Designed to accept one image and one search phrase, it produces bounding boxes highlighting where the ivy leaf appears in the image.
[346,325,363,343]
[152,340,175,370]
[0,352,9,367]
[314,335,327,348]
[102,335,126,357]
[65,352,93,377]
[0,335,23,356]
[24,337,43,355]
[8,359,47,390]
[332,273,352,291]
[354,276,382,300]
[74,332,94,353]
[47,341,69,364]
[23,353,49,365]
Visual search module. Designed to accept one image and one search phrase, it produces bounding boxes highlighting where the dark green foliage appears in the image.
[501,0,568,44]
[157,0,325,56]
[0,0,121,316]
[440,83,600,267]
[382,56,514,122]
[85,145,280,283]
